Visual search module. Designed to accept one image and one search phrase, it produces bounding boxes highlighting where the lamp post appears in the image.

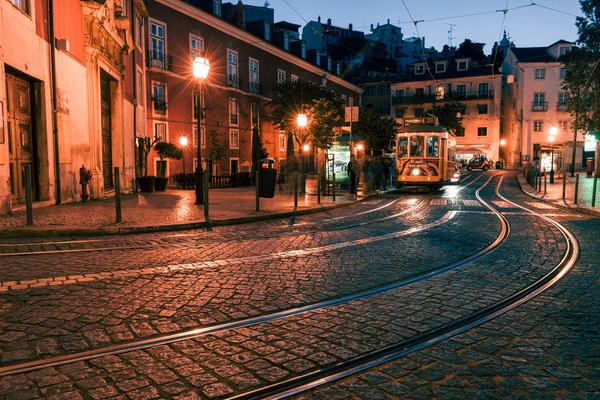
[500,139,506,169]
[297,113,308,194]
[193,56,210,205]
[549,126,557,183]
[179,136,188,174]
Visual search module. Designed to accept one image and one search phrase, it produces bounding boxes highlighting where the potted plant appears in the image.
[154,141,183,191]
[136,136,160,193]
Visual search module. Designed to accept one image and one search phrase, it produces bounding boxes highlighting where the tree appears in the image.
[306,98,344,150]
[427,103,465,134]
[205,130,225,175]
[154,141,183,178]
[352,107,398,154]
[455,39,486,64]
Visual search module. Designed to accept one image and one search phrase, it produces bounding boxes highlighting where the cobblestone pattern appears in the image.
[0,177,572,398]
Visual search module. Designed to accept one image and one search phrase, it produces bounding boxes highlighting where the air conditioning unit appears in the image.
[55,39,70,52]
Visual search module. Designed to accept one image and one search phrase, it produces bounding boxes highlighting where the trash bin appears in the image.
[259,167,276,198]
[496,161,503,170]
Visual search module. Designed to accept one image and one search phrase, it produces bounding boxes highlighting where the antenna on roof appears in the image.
[446,23,456,47]
[264,0,270,7]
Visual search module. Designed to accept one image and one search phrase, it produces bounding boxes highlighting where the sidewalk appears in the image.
[517,171,600,217]
[0,186,362,238]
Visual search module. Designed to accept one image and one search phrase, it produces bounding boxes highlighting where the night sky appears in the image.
[256,0,582,52]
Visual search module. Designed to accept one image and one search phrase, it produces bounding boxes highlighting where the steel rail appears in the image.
[233,175,579,400]
[0,176,503,378]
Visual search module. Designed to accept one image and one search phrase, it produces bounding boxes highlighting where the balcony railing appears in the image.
[147,49,173,72]
[532,102,548,112]
[556,103,568,111]
[152,99,167,114]
[249,82,263,95]
[227,75,239,89]
[392,90,494,105]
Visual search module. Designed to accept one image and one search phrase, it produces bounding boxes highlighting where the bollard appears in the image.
[562,170,567,201]
[114,167,121,223]
[24,164,33,226]
[294,172,298,208]
[317,173,321,205]
[592,175,598,207]
[204,170,210,219]
[255,167,260,212]
[544,173,547,195]
[332,171,336,202]
[574,174,579,205]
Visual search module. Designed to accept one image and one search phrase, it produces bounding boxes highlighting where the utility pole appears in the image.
[446,23,456,48]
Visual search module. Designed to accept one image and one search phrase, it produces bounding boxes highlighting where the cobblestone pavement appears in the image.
[0,172,597,399]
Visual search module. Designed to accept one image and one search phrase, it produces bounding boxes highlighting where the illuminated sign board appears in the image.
[584,134,597,152]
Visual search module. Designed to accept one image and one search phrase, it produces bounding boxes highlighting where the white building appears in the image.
[502,40,589,171]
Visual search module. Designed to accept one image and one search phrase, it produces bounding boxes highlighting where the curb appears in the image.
[516,175,600,218]
[0,193,379,239]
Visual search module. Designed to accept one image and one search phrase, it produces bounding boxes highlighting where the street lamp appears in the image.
[179,136,188,174]
[500,139,506,169]
[193,56,210,204]
[297,113,308,194]
[549,129,556,183]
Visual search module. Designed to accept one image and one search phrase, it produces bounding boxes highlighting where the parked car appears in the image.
[467,158,490,171]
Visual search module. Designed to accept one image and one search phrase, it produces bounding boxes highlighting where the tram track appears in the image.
[228,175,579,400]
[0,174,506,379]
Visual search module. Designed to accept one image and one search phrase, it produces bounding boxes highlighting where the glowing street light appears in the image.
[297,113,307,128]
[179,136,188,174]
[193,56,210,205]
[549,129,557,183]
[499,139,506,169]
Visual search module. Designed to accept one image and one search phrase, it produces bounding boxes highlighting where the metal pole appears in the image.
[294,172,298,208]
[114,167,121,223]
[570,94,579,177]
[544,173,547,195]
[550,146,555,183]
[195,80,204,204]
[574,174,579,205]
[182,148,185,175]
[255,167,260,212]
[562,169,567,201]
[317,173,321,205]
[24,164,33,226]
[592,175,598,208]
[204,169,209,219]
[332,154,336,202]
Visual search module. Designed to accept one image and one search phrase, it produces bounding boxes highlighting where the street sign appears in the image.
[345,106,359,123]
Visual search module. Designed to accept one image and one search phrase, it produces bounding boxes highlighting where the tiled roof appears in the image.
[510,47,555,63]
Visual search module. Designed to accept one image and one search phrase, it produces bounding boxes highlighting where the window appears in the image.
[227,50,238,88]
[535,69,545,79]
[341,94,347,105]
[136,71,143,105]
[377,86,387,96]
[395,90,404,98]
[457,61,468,71]
[398,137,408,157]
[10,0,29,14]
[150,21,166,69]
[327,57,332,71]
[558,92,568,104]
[291,74,298,83]
[415,65,425,75]
[230,131,239,148]
[213,0,221,16]
[192,126,205,148]
[229,98,238,125]
[395,108,404,118]
[251,103,259,126]
[135,16,143,48]
[456,85,466,99]
[455,127,465,137]
[410,135,424,156]
[414,108,424,117]
[336,62,341,76]
[477,127,488,137]
[415,88,424,98]
[477,104,488,115]
[533,92,546,111]
[301,43,306,59]
[559,46,570,56]
[152,83,166,114]
[534,120,543,132]
[264,21,271,41]
[435,63,446,73]
[190,35,204,60]
[456,104,466,116]
[154,122,167,141]
[436,85,444,100]
[349,97,354,106]
[279,134,286,151]
[249,58,259,94]
[559,120,568,131]
[560,68,566,79]
[427,136,439,157]
[284,32,289,51]
[278,69,286,84]
[478,83,489,98]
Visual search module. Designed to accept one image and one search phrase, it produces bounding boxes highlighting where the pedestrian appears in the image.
[373,157,384,191]
[347,154,358,194]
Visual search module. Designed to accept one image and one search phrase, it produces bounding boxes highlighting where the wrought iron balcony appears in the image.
[532,102,548,112]
[556,103,568,111]
[392,90,494,105]
[249,82,263,95]
[227,75,239,89]
[147,49,173,72]
[152,98,167,114]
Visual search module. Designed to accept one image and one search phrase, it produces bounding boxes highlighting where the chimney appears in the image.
[327,18,331,26]
[236,1,245,29]
[318,16,321,23]
[387,18,390,24]
[349,23,353,31]
[370,23,373,31]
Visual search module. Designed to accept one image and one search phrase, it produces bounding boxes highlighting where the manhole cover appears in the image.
[0,295,23,314]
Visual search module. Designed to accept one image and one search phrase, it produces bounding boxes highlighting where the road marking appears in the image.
[461,200,481,207]
[0,212,456,292]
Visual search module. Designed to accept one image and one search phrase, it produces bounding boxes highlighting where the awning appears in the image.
[456,144,491,153]
[336,133,364,143]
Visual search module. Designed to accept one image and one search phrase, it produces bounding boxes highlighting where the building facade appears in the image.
[502,40,590,171]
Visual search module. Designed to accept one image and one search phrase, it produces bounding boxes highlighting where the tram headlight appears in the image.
[412,168,420,176]
[453,172,460,178]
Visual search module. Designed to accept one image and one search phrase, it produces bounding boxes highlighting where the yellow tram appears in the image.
[395,118,459,190]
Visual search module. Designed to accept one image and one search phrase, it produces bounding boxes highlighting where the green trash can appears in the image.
[260,167,276,198]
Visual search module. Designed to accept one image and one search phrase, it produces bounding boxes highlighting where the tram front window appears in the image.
[427,136,439,157]
[398,137,408,157]
[410,135,424,156]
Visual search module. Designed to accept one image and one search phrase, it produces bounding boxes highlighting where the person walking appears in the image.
[347,154,358,194]
[373,157,384,191]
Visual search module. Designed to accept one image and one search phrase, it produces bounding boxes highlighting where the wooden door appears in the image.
[100,73,113,189]
[6,74,35,204]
